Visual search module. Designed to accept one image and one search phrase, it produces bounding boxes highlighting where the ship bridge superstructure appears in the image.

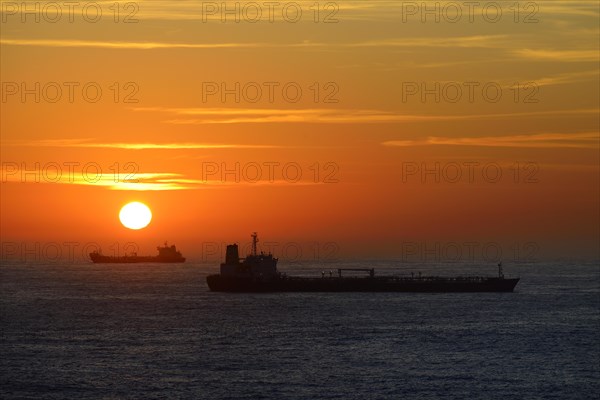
[220,233,278,278]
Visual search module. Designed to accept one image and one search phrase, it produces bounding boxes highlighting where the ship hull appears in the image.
[90,255,185,263]
[206,275,519,293]
[90,242,185,264]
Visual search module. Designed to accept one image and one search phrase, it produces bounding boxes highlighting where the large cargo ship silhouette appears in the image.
[206,233,519,292]
[90,242,185,263]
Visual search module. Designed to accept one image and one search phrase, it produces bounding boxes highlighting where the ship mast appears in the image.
[251,232,258,256]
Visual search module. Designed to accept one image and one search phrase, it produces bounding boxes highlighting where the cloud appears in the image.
[349,35,510,49]
[0,169,192,190]
[532,69,599,87]
[136,107,405,124]
[0,35,511,50]
[3,138,279,150]
[514,49,599,62]
[0,167,326,191]
[134,107,599,124]
[533,1,600,18]
[383,132,599,149]
[0,38,267,49]
[39,1,597,21]
[3,36,597,70]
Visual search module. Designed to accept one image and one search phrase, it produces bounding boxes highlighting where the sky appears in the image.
[1,0,599,263]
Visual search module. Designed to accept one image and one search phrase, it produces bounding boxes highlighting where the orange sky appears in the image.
[1,1,599,262]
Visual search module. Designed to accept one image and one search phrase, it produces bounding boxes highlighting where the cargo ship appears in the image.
[90,242,185,263]
[206,233,519,292]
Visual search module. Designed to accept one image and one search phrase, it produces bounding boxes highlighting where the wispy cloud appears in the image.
[3,36,597,70]
[134,107,599,124]
[383,132,599,149]
[0,168,326,191]
[3,138,279,150]
[0,35,510,50]
[43,1,597,21]
[0,38,268,49]
[532,69,599,87]
[136,107,404,124]
[0,170,192,190]
[349,35,510,49]
[514,49,600,62]
[528,1,600,18]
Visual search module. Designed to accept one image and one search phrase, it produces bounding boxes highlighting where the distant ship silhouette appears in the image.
[207,233,519,292]
[90,242,185,263]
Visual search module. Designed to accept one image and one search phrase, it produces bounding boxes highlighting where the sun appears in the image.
[119,202,152,230]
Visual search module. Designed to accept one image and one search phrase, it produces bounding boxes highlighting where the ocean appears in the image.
[1,261,598,399]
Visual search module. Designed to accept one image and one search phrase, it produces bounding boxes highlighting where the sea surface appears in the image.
[1,261,599,399]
